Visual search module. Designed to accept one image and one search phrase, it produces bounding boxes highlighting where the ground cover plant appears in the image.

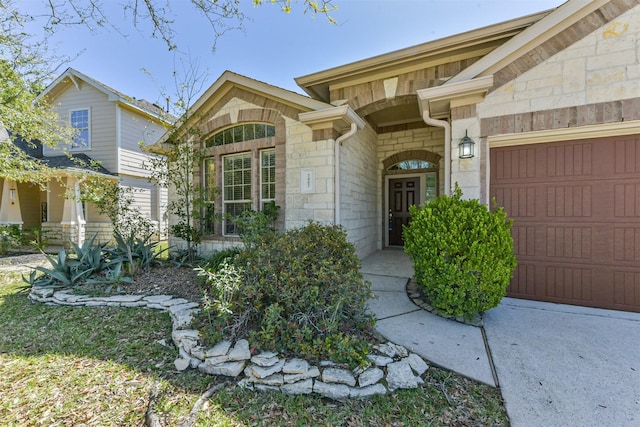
[0,268,508,426]
[403,186,517,320]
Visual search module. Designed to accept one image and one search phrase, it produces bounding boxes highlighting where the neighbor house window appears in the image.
[202,158,216,235]
[223,153,252,235]
[260,149,276,208]
[206,123,275,147]
[70,109,90,149]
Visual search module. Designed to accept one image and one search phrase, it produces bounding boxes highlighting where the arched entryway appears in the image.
[383,150,441,246]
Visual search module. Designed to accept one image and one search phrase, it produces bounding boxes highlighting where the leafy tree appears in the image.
[1,0,336,183]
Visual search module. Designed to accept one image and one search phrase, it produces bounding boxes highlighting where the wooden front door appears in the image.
[388,177,420,246]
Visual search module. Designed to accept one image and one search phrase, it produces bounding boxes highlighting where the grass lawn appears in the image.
[0,270,508,426]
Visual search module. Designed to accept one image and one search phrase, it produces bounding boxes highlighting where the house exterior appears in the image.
[155,0,639,312]
[0,68,170,246]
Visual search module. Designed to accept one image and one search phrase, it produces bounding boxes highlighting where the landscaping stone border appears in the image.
[406,279,483,327]
[28,286,430,399]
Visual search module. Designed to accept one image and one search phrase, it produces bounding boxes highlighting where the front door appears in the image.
[388,177,420,246]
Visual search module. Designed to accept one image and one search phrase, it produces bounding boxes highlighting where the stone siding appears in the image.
[339,125,379,258]
[480,5,640,120]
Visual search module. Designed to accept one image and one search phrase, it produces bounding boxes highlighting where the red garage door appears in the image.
[490,135,640,312]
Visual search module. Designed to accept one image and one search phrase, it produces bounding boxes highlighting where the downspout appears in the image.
[334,122,359,225]
[421,109,451,196]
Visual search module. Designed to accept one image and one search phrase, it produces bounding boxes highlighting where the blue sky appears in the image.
[24,0,565,106]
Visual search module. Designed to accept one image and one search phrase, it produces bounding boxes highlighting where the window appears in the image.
[206,123,275,147]
[202,158,216,234]
[260,149,276,208]
[70,109,90,149]
[223,153,252,235]
[387,160,436,171]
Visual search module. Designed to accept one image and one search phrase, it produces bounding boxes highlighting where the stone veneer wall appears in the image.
[480,5,640,123]
[284,123,335,229]
[339,125,380,257]
[377,125,446,195]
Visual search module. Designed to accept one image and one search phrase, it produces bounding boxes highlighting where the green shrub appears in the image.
[403,186,516,320]
[202,247,242,272]
[196,222,375,368]
[0,225,21,255]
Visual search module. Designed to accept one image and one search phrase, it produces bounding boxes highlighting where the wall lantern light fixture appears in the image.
[459,130,475,159]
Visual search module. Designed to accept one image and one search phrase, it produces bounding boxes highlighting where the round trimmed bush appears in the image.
[403,186,516,319]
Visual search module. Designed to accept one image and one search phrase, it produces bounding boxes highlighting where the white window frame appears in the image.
[260,148,276,209]
[222,152,252,236]
[69,108,91,150]
[202,158,216,235]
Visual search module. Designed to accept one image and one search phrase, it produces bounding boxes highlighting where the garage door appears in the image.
[490,135,640,312]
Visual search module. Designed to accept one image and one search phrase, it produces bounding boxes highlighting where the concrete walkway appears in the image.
[361,249,640,427]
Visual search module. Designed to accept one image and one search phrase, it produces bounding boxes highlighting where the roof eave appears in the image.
[295,9,553,101]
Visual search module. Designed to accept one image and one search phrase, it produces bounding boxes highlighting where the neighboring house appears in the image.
[0,68,170,247]
[150,0,639,312]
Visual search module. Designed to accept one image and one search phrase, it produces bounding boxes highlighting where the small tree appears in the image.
[403,185,517,320]
[143,59,211,262]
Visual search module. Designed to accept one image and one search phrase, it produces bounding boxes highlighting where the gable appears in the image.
[195,87,309,138]
[480,3,640,119]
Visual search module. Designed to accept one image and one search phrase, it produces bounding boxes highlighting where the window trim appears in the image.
[259,148,276,208]
[222,152,253,236]
[69,108,91,150]
[202,157,216,235]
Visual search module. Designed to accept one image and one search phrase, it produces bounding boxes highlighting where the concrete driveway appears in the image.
[484,298,640,427]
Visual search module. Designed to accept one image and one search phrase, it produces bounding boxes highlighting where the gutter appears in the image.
[417,75,494,196]
[298,105,366,225]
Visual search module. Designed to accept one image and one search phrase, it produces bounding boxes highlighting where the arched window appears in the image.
[206,123,275,147]
[387,160,437,171]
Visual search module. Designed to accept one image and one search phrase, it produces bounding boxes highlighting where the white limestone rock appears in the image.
[102,295,144,303]
[174,358,190,371]
[227,339,251,361]
[161,297,189,307]
[350,384,387,399]
[386,361,420,391]
[206,340,232,357]
[247,359,285,379]
[251,352,280,367]
[254,373,284,386]
[284,366,320,383]
[172,329,200,342]
[376,343,398,358]
[283,358,309,374]
[199,360,246,377]
[313,381,351,400]
[281,379,314,395]
[358,367,384,388]
[322,368,356,387]
[367,354,394,367]
[143,295,174,304]
[406,353,429,376]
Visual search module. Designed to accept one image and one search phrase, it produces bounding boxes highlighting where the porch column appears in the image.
[0,179,24,227]
[60,177,86,247]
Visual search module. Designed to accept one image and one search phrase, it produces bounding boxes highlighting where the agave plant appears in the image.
[85,261,134,294]
[29,249,94,288]
[106,230,167,275]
